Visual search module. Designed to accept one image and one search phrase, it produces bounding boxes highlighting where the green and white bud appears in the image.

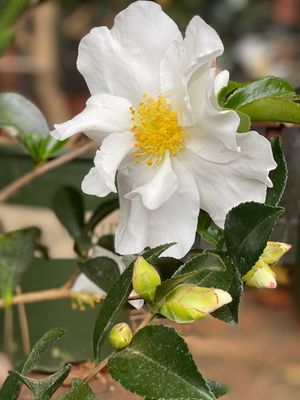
[159,284,232,324]
[261,241,292,265]
[108,322,133,350]
[132,256,161,303]
[243,259,277,289]
[242,241,291,289]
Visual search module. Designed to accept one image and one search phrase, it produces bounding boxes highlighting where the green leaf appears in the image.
[152,256,183,280]
[0,92,64,162]
[212,261,243,324]
[174,253,232,290]
[93,263,134,362]
[85,194,119,232]
[266,136,288,206]
[53,186,85,239]
[239,96,300,124]
[0,0,29,30]
[22,328,66,374]
[217,80,243,108]
[142,243,176,263]
[0,227,41,305]
[207,380,228,398]
[197,211,224,250]
[153,253,232,313]
[97,234,115,252]
[224,202,284,276]
[109,325,215,400]
[236,110,251,133]
[10,364,71,399]
[58,378,96,400]
[0,328,66,400]
[0,29,14,56]
[79,256,120,293]
[224,76,293,110]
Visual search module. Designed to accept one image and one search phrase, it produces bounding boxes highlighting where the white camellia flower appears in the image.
[52,1,276,258]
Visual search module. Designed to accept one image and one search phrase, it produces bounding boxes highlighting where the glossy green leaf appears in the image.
[0,227,41,305]
[212,261,243,324]
[217,80,243,108]
[10,364,71,399]
[58,378,96,400]
[22,328,66,374]
[0,328,66,400]
[197,211,224,250]
[79,256,120,293]
[53,186,85,239]
[224,76,293,109]
[142,243,176,263]
[224,202,284,276]
[236,110,251,133]
[174,253,232,290]
[93,263,134,362]
[266,136,288,206]
[152,256,183,280]
[239,95,300,124]
[109,325,215,400]
[207,380,228,398]
[85,194,119,232]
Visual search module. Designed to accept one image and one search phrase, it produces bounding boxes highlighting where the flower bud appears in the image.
[159,284,232,324]
[261,241,292,265]
[132,256,161,303]
[243,259,277,289]
[108,322,133,350]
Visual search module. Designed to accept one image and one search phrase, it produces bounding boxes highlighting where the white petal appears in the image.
[94,132,135,193]
[214,70,230,96]
[115,159,199,258]
[52,94,132,143]
[182,131,276,228]
[187,67,239,158]
[183,16,224,79]
[81,167,111,197]
[125,153,178,210]
[77,1,181,105]
[160,39,193,126]
[72,274,105,296]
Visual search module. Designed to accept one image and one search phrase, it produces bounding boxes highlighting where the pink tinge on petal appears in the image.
[269,281,277,289]
[210,57,216,68]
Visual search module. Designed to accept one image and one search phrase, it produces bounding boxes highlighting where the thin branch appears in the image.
[16,285,31,356]
[0,287,141,309]
[3,307,14,355]
[84,312,154,382]
[0,141,96,203]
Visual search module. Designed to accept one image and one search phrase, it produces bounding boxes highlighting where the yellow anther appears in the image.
[130,94,186,166]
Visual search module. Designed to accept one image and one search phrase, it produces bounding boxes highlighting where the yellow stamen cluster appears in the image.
[130,94,186,166]
[70,291,101,311]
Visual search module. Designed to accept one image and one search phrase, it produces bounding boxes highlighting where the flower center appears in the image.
[130,94,186,166]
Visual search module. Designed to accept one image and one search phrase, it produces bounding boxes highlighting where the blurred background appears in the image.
[0,1,300,399]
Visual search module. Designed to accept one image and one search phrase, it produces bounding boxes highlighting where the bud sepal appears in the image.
[132,256,161,303]
[159,284,232,324]
[109,322,133,350]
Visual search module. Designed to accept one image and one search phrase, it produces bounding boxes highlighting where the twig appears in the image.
[3,307,14,355]
[16,286,31,356]
[0,287,141,309]
[84,312,154,382]
[0,141,96,203]
[63,269,81,290]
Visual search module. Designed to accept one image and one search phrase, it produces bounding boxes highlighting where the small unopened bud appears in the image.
[159,284,232,324]
[243,259,277,289]
[109,322,132,350]
[132,256,161,303]
[261,241,292,265]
